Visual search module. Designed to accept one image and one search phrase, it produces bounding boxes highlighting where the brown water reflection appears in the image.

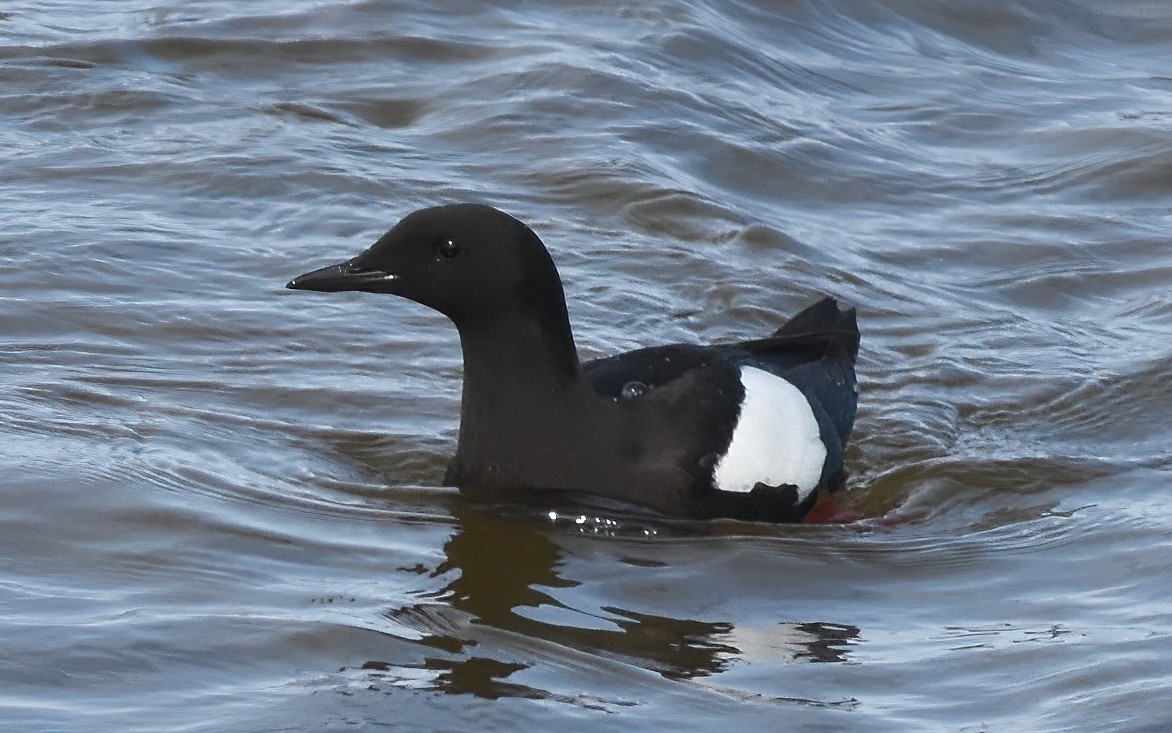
[362,507,859,699]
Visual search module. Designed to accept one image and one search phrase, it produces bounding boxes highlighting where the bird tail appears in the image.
[772,297,859,362]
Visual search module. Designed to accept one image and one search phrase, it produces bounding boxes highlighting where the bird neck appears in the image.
[453,303,586,455]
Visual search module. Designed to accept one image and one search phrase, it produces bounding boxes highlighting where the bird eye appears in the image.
[436,238,461,259]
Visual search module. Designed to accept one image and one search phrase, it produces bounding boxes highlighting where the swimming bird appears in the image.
[287,204,859,523]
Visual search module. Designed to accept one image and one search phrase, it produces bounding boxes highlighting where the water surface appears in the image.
[2,1,1171,731]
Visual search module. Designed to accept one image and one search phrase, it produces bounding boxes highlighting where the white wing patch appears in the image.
[712,366,826,499]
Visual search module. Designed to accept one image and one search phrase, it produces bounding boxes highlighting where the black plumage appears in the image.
[288,203,859,522]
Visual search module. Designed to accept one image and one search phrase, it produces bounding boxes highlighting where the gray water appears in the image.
[2,1,1171,731]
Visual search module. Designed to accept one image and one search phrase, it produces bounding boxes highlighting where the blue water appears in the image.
[2,1,1170,731]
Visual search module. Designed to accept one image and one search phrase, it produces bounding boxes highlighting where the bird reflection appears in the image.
[370,504,859,699]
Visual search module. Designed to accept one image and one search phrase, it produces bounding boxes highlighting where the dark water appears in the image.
[3,1,1171,730]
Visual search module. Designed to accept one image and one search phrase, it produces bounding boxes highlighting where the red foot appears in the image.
[802,490,864,524]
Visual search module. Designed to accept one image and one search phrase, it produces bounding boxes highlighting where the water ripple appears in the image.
[3,0,1172,731]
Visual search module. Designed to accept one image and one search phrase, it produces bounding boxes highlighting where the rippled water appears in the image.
[3,1,1171,730]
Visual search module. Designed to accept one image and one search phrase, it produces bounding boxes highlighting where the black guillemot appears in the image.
[287,203,859,523]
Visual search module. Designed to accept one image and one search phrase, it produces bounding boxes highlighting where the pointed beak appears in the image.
[286,259,399,293]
